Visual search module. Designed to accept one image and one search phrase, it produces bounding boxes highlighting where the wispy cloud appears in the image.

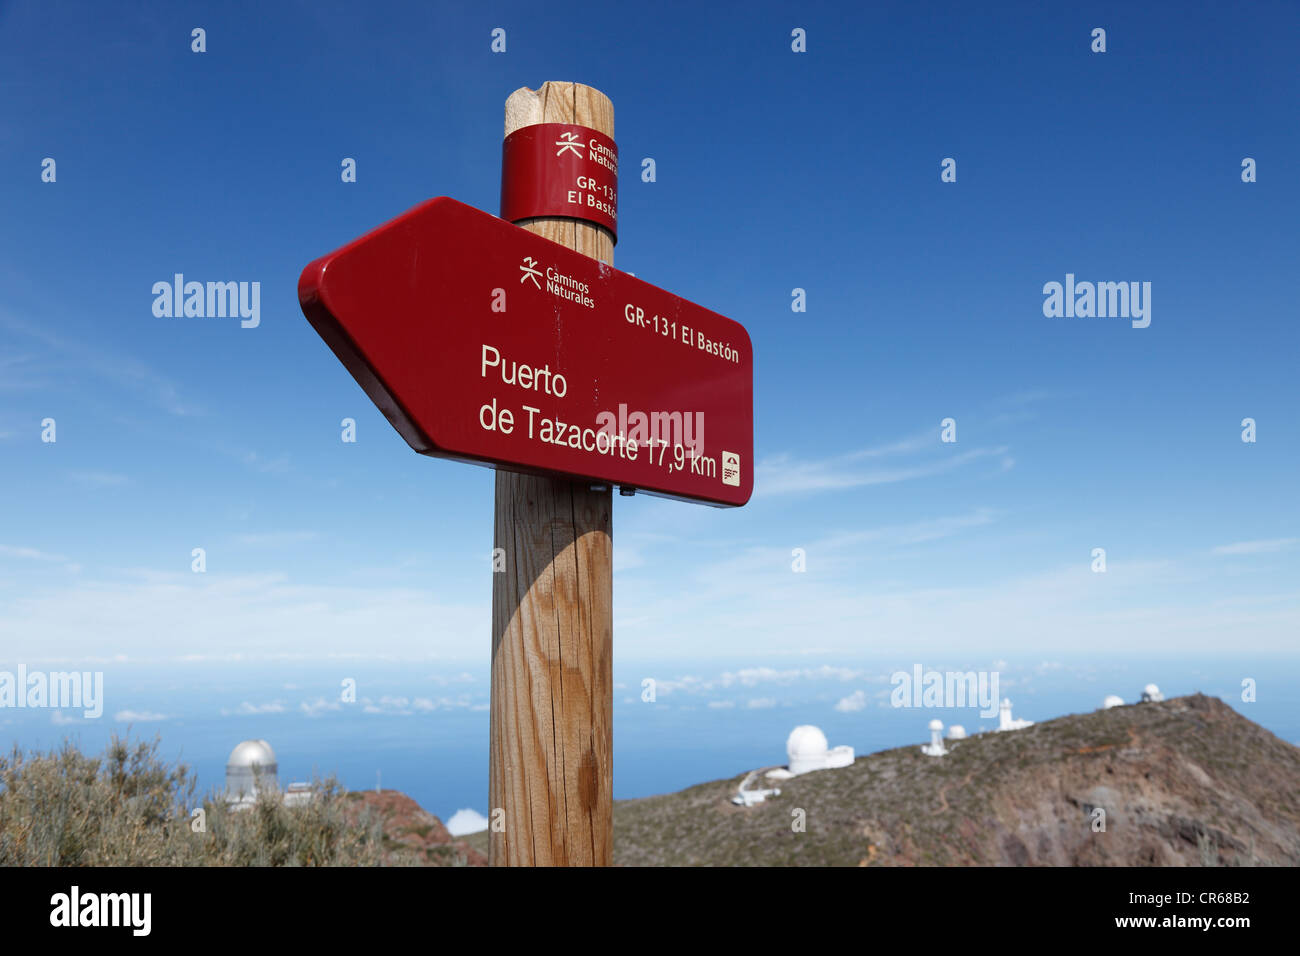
[222,701,287,716]
[240,451,291,475]
[360,694,478,715]
[753,396,1049,498]
[655,665,880,697]
[0,544,67,562]
[834,689,869,712]
[233,531,320,546]
[0,353,46,391]
[300,697,342,717]
[0,308,203,417]
[618,534,1300,659]
[821,508,999,549]
[756,444,1009,495]
[984,389,1057,427]
[0,571,485,663]
[113,709,169,722]
[68,471,130,488]
[1213,538,1297,555]
[669,508,1000,595]
[843,432,936,461]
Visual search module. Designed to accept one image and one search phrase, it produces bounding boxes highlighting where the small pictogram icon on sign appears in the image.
[555,131,583,157]
[520,256,542,288]
[721,451,741,487]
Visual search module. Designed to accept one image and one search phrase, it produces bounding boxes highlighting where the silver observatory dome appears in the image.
[225,739,279,801]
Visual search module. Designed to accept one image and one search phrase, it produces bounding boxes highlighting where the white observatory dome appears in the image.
[928,719,944,731]
[225,739,279,802]
[1141,684,1164,703]
[1102,694,1124,709]
[786,725,830,774]
[948,725,967,739]
[787,725,829,758]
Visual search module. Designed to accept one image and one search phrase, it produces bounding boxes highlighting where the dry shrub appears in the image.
[0,735,383,866]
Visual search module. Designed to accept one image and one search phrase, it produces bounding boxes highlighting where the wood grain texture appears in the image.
[489,82,614,867]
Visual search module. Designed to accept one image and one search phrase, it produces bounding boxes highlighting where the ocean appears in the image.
[2,654,1296,829]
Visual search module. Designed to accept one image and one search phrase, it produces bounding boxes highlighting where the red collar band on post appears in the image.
[500,122,619,240]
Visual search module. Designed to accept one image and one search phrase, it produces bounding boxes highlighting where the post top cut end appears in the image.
[505,82,613,138]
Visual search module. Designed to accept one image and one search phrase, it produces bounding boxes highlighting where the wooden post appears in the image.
[490,82,614,866]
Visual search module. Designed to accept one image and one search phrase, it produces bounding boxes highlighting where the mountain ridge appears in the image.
[605,693,1300,866]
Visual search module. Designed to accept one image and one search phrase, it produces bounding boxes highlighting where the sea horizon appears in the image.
[3,653,1295,829]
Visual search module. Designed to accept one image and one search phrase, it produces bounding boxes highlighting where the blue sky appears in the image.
[2,0,1298,684]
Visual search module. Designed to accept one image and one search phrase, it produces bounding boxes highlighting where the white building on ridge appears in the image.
[731,769,781,806]
[921,718,948,757]
[1141,683,1164,703]
[996,698,1034,732]
[783,725,854,775]
[762,726,854,783]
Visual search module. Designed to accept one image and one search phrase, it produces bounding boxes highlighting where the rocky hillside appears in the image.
[346,790,487,866]
[612,694,1300,866]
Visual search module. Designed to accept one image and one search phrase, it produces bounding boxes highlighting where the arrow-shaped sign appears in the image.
[299,197,753,507]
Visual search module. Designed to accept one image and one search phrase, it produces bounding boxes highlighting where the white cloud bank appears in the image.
[444,808,489,836]
[0,571,484,663]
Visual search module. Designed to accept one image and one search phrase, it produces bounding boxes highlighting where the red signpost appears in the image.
[298,82,751,865]
[299,197,753,506]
